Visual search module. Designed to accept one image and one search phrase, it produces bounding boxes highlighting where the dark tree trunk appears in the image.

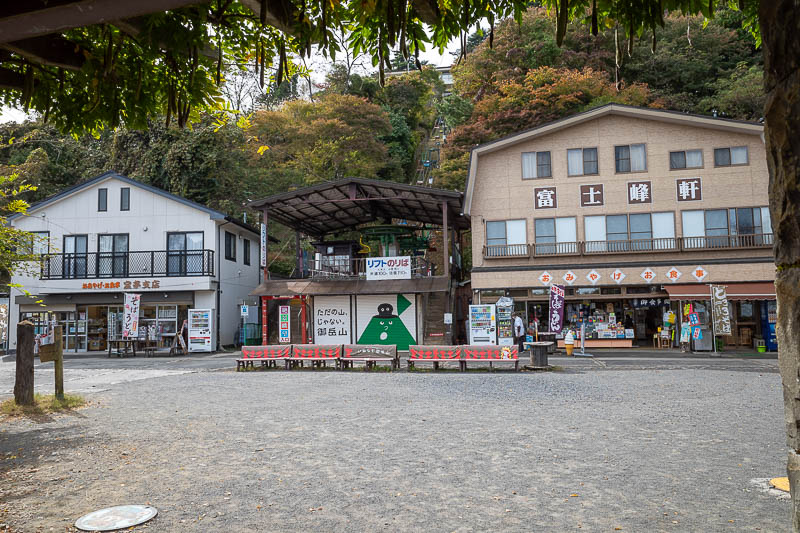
[760,2,800,531]
[14,321,35,406]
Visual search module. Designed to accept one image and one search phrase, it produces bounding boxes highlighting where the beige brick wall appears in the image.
[470,113,772,288]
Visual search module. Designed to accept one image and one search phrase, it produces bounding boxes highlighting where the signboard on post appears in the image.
[279,305,291,343]
[122,293,141,339]
[260,223,267,267]
[240,304,249,317]
[549,284,565,333]
[366,256,411,281]
[711,284,732,336]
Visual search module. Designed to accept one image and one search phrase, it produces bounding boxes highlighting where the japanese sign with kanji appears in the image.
[676,177,702,201]
[279,305,291,343]
[611,268,626,284]
[692,266,708,282]
[711,285,732,336]
[580,184,604,207]
[538,271,553,285]
[534,187,557,209]
[122,293,141,339]
[640,268,656,283]
[562,271,576,285]
[586,270,601,285]
[314,295,351,344]
[628,181,652,204]
[549,284,566,333]
[665,266,682,282]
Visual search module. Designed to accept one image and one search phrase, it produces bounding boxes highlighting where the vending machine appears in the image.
[468,304,497,345]
[188,308,214,352]
[495,297,514,346]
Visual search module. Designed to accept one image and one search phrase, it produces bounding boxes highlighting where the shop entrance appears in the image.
[56,310,87,351]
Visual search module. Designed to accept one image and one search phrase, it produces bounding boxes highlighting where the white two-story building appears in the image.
[8,171,262,352]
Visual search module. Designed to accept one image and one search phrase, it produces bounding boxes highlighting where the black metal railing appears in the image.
[40,250,215,279]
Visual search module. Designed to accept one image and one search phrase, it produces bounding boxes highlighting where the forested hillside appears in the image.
[432,6,762,190]
[0,6,761,216]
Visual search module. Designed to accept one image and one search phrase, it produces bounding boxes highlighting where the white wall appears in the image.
[216,223,261,346]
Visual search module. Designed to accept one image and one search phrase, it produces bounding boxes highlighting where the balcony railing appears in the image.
[482,233,773,259]
[40,250,215,280]
[532,242,580,257]
[682,233,774,250]
[483,244,530,258]
[583,237,678,254]
[309,256,435,279]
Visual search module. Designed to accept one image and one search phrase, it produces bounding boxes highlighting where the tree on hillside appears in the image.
[434,66,662,190]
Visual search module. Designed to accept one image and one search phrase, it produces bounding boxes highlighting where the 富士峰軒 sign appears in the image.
[366,256,411,281]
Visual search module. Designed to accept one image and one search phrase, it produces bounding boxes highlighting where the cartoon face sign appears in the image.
[358,301,416,349]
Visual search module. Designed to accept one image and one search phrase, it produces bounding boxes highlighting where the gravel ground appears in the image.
[0,365,789,532]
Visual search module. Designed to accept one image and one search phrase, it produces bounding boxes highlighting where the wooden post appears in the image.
[14,321,34,405]
[53,326,64,400]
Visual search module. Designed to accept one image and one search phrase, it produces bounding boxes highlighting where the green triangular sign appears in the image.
[396,294,411,315]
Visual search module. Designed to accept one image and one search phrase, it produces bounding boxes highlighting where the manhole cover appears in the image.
[75,505,157,531]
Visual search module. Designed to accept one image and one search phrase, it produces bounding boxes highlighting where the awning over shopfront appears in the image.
[251,276,450,297]
[664,282,776,301]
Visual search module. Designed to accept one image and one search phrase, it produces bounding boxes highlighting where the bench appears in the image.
[287,344,341,369]
[236,345,292,370]
[341,345,398,371]
[461,345,519,371]
[408,345,461,371]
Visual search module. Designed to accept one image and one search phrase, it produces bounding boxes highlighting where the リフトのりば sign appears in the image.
[366,256,411,280]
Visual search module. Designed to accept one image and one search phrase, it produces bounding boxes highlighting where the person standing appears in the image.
[513,312,525,353]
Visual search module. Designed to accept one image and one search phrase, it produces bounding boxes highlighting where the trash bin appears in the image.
[528,342,550,368]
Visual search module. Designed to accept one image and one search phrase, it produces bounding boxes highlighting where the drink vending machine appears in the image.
[495,297,514,346]
[468,304,497,345]
[188,308,215,352]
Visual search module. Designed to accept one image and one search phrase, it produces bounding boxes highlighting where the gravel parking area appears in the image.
[0,364,789,532]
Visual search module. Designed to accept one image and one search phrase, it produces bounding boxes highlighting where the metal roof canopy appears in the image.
[248,177,470,237]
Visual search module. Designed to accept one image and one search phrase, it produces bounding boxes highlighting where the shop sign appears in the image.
[562,271,576,285]
[628,181,652,204]
[665,266,682,283]
[314,295,351,344]
[260,223,267,267]
[534,187,557,209]
[80,280,163,290]
[356,294,416,351]
[279,305,291,343]
[630,298,666,308]
[122,293,141,339]
[640,268,656,283]
[366,256,411,281]
[586,270,601,285]
[549,284,565,333]
[611,269,626,284]
[579,184,604,207]
[676,177,702,201]
[692,266,708,282]
[680,323,691,343]
[687,312,700,325]
[240,305,249,317]
[711,285,732,336]
[692,327,703,340]
[538,271,553,285]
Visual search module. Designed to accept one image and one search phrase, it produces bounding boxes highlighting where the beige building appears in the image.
[465,104,776,350]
